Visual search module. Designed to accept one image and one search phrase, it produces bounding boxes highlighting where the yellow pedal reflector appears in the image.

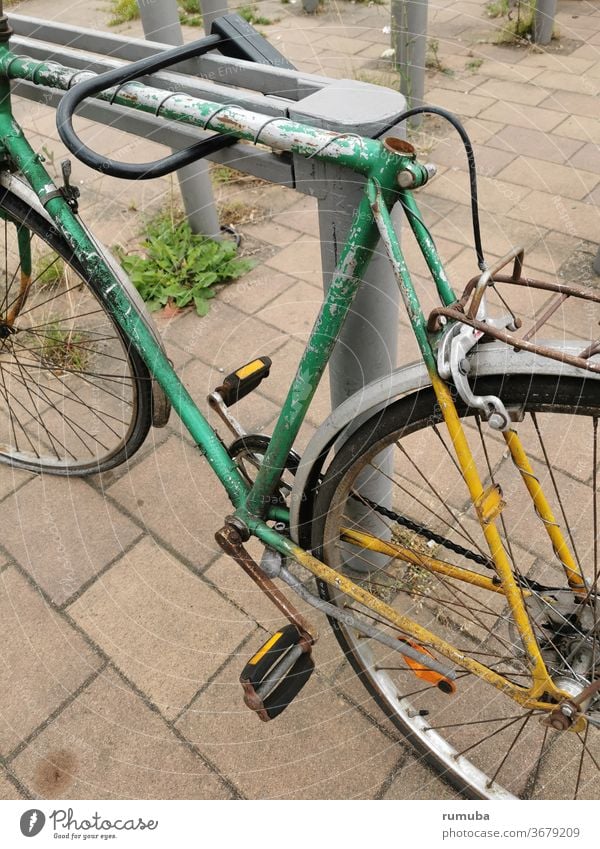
[398,637,456,694]
[236,359,267,381]
[248,631,283,666]
[218,356,272,407]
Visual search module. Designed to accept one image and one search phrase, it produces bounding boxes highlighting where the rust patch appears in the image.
[218,115,242,131]
[34,750,77,795]
[383,137,416,156]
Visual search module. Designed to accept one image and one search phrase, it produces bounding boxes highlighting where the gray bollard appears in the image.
[291,82,406,570]
[391,0,428,127]
[534,0,557,45]
[138,0,220,237]
[200,0,229,35]
[594,248,600,276]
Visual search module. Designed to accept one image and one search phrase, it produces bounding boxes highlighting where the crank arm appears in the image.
[215,522,316,645]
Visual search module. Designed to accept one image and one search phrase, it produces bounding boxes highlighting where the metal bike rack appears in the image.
[7,13,408,564]
[138,0,219,238]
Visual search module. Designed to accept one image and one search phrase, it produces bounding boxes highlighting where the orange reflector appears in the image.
[398,637,456,694]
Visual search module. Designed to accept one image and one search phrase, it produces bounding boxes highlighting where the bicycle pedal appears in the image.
[217,356,272,407]
[240,624,314,721]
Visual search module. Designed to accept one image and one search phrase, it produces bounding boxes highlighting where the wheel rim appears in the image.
[0,207,142,472]
[318,377,600,799]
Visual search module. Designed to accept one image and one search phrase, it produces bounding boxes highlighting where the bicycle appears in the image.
[0,6,599,801]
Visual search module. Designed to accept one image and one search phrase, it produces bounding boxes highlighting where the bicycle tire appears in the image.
[310,370,600,799]
[0,188,153,474]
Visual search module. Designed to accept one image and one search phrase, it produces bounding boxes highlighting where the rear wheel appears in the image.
[0,189,152,474]
[311,371,600,799]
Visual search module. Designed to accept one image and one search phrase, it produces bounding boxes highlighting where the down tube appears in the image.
[244,184,383,518]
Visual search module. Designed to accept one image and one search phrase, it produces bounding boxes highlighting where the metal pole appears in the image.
[291,85,406,570]
[593,248,600,276]
[200,0,229,35]
[317,177,401,570]
[534,0,557,45]
[138,0,220,237]
[391,0,428,127]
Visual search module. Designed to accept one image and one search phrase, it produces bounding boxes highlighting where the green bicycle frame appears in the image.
[0,41,455,526]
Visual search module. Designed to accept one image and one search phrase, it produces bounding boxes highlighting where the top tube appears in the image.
[0,48,421,188]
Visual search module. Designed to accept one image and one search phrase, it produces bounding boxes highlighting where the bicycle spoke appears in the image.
[531,412,582,573]
[487,711,533,787]
[394,437,488,558]
[5,352,112,454]
[0,198,149,471]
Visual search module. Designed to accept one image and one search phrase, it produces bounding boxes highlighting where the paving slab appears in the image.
[475,77,550,106]
[425,87,497,118]
[0,476,141,606]
[507,190,600,243]
[168,302,288,371]
[105,433,237,567]
[478,101,566,132]
[431,136,515,176]
[496,155,600,201]
[215,267,299,315]
[0,770,25,800]
[68,537,255,720]
[384,756,462,801]
[485,123,584,164]
[569,141,600,174]
[0,566,102,757]
[10,668,233,799]
[554,113,600,144]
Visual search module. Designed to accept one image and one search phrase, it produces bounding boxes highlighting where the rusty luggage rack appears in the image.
[427,246,600,374]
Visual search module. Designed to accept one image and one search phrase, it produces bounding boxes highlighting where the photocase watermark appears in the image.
[20,809,46,837]
[19,807,159,840]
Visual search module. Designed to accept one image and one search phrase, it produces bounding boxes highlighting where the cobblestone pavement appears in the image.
[0,0,599,800]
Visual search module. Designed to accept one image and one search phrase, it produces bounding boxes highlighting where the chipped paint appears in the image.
[0,53,409,179]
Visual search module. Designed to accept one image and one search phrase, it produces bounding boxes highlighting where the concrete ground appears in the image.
[0,0,599,800]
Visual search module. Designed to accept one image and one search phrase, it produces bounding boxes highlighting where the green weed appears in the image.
[465,57,484,72]
[218,200,263,227]
[108,0,203,27]
[487,0,558,44]
[211,164,247,185]
[117,209,253,316]
[108,0,139,26]
[34,252,68,289]
[179,1,203,27]
[485,0,510,18]
[238,4,273,26]
[426,39,454,76]
[38,322,93,373]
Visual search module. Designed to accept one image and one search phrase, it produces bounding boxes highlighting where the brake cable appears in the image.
[396,105,488,273]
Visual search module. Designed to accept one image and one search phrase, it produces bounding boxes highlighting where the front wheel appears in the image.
[311,371,600,799]
[0,188,153,474]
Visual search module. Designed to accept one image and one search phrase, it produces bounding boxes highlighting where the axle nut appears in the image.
[488,412,508,431]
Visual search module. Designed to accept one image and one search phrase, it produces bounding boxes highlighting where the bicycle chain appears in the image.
[352,493,565,595]
[351,492,494,569]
